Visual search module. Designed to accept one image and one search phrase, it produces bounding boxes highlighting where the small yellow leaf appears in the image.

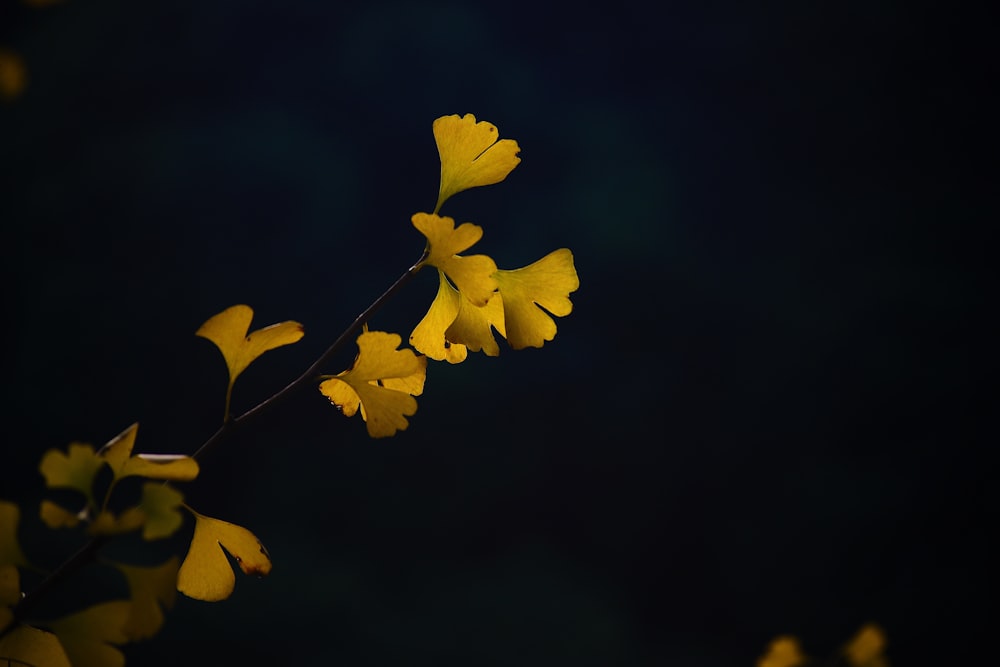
[319,331,427,438]
[112,557,179,641]
[433,113,521,213]
[38,443,104,508]
[88,508,146,537]
[0,50,27,101]
[0,624,72,667]
[410,269,469,363]
[844,623,889,667]
[196,304,304,390]
[494,248,579,349]
[48,601,130,667]
[757,636,805,667]
[0,501,29,567]
[138,482,185,540]
[97,423,199,483]
[177,509,271,602]
[412,212,498,307]
[39,500,81,529]
[445,287,506,357]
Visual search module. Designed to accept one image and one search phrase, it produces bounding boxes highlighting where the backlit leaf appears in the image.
[494,248,579,349]
[138,482,185,540]
[432,113,521,213]
[412,212,498,306]
[409,269,469,363]
[48,601,130,667]
[177,508,271,602]
[319,331,427,438]
[112,557,179,641]
[196,304,304,417]
[0,501,29,567]
[97,423,199,483]
[38,443,103,509]
[0,624,72,667]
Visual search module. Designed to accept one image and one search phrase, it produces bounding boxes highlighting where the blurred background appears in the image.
[1,1,992,665]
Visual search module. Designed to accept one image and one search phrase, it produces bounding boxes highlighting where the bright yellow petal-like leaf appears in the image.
[38,443,104,508]
[433,113,521,213]
[412,213,498,306]
[48,601,130,667]
[176,509,271,602]
[756,636,806,667]
[0,501,29,567]
[494,248,579,349]
[138,482,185,541]
[97,423,199,483]
[446,289,506,357]
[410,269,468,363]
[39,500,81,529]
[196,305,304,417]
[0,624,72,667]
[112,557,179,641]
[844,623,889,667]
[319,331,427,438]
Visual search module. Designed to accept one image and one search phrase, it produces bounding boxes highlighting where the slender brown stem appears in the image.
[3,251,428,637]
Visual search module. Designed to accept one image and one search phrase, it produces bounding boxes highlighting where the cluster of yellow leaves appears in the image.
[320,113,578,437]
[410,114,580,363]
[757,623,889,667]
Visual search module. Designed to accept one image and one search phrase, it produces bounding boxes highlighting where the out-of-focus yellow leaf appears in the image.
[410,269,469,363]
[0,624,72,667]
[494,248,579,349]
[412,212,497,307]
[0,501,29,567]
[38,443,104,508]
[88,508,145,537]
[196,304,304,417]
[97,423,199,483]
[39,500,81,529]
[0,50,27,101]
[844,623,889,667]
[319,331,427,438]
[432,113,521,213]
[138,483,185,540]
[112,557,179,641]
[756,635,805,667]
[48,600,130,667]
[176,509,271,602]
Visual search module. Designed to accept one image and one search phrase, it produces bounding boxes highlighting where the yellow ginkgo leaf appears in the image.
[319,331,427,438]
[0,501,29,567]
[176,508,272,602]
[844,623,889,667]
[97,423,199,483]
[432,113,521,213]
[38,443,104,509]
[48,601,130,667]
[0,624,72,667]
[138,482,185,541]
[446,287,506,357]
[88,508,146,537]
[494,248,579,349]
[756,636,805,667]
[412,212,498,306]
[196,304,304,417]
[112,557,179,641]
[39,499,81,529]
[0,50,27,101]
[409,269,469,363]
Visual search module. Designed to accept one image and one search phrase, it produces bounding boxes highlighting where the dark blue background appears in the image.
[1,1,992,665]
